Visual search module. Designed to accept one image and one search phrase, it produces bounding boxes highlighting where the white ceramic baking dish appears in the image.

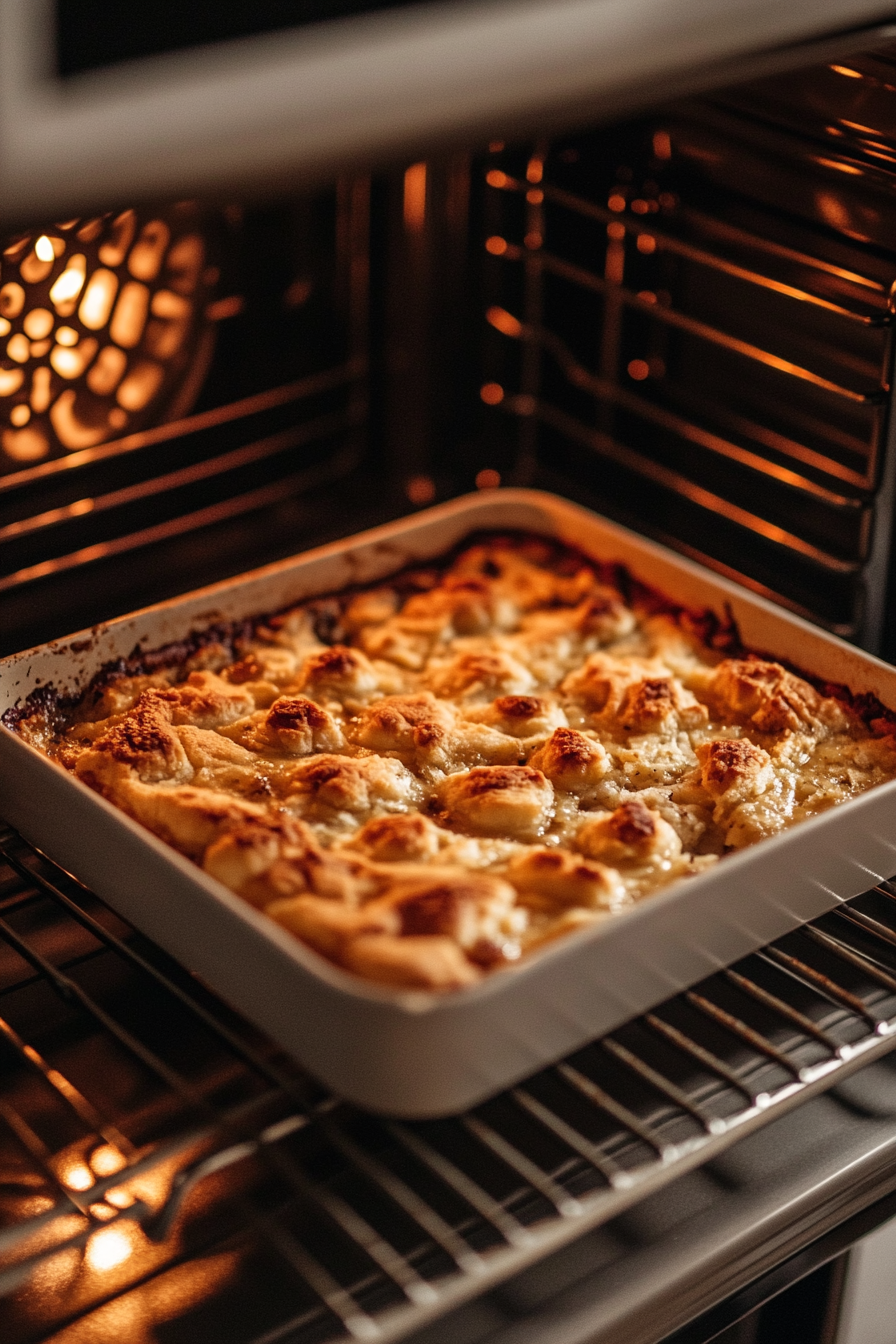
[3,489,896,1117]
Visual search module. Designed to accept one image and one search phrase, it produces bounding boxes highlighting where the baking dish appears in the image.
[3,488,896,1117]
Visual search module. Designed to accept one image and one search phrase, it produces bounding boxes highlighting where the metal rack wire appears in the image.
[4,822,896,1344]
[480,95,896,643]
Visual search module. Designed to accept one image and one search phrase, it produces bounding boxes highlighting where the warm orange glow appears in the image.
[631,199,649,215]
[637,290,657,304]
[486,169,509,189]
[50,388,112,448]
[0,368,23,395]
[50,254,87,314]
[526,159,544,184]
[22,244,55,284]
[524,232,542,250]
[85,1225,134,1272]
[403,162,427,232]
[110,281,149,348]
[636,235,656,254]
[98,210,136,267]
[34,235,55,262]
[7,333,30,363]
[475,468,501,489]
[23,307,53,339]
[51,336,98,379]
[486,306,522,338]
[628,359,649,380]
[815,157,863,175]
[166,233,204,294]
[608,194,626,212]
[607,221,625,240]
[653,130,672,159]
[526,188,543,205]
[60,1159,94,1192]
[116,359,164,410]
[485,236,507,255]
[488,141,505,153]
[31,365,51,411]
[0,318,9,337]
[128,220,170,281]
[55,326,78,346]
[830,64,862,78]
[480,382,504,405]
[87,345,127,395]
[79,268,119,329]
[89,1202,117,1221]
[406,475,435,505]
[104,1187,135,1209]
[2,425,48,460]
[0,283,25,317]
[91,1144,127,1177]
[10,403,30,426]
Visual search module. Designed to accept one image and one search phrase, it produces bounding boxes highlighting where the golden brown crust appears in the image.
[33,532,896,993]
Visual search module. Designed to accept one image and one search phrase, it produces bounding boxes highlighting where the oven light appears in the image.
[85,1224,134,1271]
[60,1160,94,1191]
[0,206,220,467]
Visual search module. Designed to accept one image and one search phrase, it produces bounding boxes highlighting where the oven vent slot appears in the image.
[481,73,896,644]
[3,824,896,1344]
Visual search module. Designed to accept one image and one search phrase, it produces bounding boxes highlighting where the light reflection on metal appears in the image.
[490,169,887,309]
[85,1225,134,1272]
[475,468,501,489]
[0,208,218,468]
[403,162,427,233]
[489,307,861,568]
[830,64,863,78]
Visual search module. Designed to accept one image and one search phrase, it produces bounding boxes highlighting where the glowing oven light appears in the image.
[0,207,217,466]
[85,1225,134,1272]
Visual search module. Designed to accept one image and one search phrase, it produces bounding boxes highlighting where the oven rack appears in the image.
[481,117,896,642]
[3,827,896,1342]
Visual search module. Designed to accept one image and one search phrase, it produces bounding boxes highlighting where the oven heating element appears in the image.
[3,822,896,1343]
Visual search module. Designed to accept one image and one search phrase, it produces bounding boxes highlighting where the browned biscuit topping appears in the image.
[17,534,896,993]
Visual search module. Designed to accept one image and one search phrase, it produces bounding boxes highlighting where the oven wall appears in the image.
[471,46,896,655]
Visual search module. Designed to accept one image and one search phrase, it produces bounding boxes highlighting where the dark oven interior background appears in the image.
[6,34,896,1344]
[5,41,896,661]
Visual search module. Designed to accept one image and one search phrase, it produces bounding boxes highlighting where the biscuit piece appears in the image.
[616,677,708,734]
[696,738,773,803]
[439,765,554,838]
[508,848,627,909]
[349,694,456,755]
[118,780,266,859]
[346,813,442,862]
[709,658,834,735]
[528,728,611,792]
[465,695,567,739]
[203,813,320,905]
[575,798,682,867]
[425,648,535,700]
[299,645,381,704]
[286,753,421,816]
[341,935,481,989]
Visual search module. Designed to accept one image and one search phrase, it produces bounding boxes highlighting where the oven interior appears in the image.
[5,32,896,1344]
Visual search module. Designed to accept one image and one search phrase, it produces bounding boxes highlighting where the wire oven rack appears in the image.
[4,823,896,1344]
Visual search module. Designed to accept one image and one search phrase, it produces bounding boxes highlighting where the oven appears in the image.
[5,5,896,1342]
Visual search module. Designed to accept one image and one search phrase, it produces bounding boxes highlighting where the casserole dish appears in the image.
[2,488,896,1116]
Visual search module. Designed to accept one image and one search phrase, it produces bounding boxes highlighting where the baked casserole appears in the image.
[13,533,896,992]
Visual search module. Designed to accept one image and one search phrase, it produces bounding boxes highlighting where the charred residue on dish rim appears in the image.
[4,528,894,737]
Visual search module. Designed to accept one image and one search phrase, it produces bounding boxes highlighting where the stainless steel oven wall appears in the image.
[476,46,896,654]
